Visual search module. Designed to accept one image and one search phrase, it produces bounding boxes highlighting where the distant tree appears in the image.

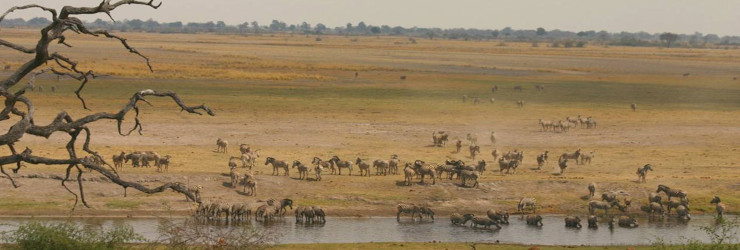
[128,19,144,29]
[300,22,311,31]
[251,21,259,33]
[659,32,679,48]
[238,22,249,33]
[357,21,367,33]
[315,23,327,34]
[536,27,546,36]
[346,22,353,33]
[502,26,512,37]
[216,21,226,29]
[26,17,51,26]
[370,26,381,35]
[491,30,499,38]
[169,21,183,29]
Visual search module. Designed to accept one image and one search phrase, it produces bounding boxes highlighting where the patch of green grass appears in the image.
[104,200,143,210]
[0,201,60,210]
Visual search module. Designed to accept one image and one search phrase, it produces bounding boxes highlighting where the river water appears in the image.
[0,215,734,246]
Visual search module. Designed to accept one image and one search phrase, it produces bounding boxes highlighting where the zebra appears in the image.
[469,216,502,229]
[536,151,549,169]
[412,160,437,185]
[397,204,422,221]
[526,214,543,226]
[265,157,290,176]
[292,160,310,180]
[636,164,653,183]
[588,183,596,197]
[330,156,354,176]
[564,216,582,228]
[518,197,536,213]
[560,149,581,164]
[656,184,688,202]
[710,196,725,218]
[459,170,479,188]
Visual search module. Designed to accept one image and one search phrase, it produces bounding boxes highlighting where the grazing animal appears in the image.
[400,75,407,80]
[469,216,502,229]
[587,215,598,228]
[216,138,228,153]
[265,157,290,176]
[618,216,638,228]
[487,210,509,225]
[649,192,662,204]
[513,85,523,92]
[462,94,468,102]
[112,152,125,170]
[397,204,422,221]
[295,206,306,223]
[230,169,240,188]
[314,164,323,181]
[231,203,251,221]
[472,97,480,104]
[355,158,372,177]
[489,97,495,104]
[539,119,553,132]
[643,202,665,217]
[557,157,568,174]
[330,156,353,176]
[459,170,480,188]
[243,174,256,195]
[491,149,500,161]
[676,205,691,220]
[184,184,202,202]
[228,156,239,170]
[469,145,480,161]
[312,206,326,223]
[388,154,400,175]
[589,200,618,215]
[403,163,415,186]
[451,213,473,225]
[710,196,725,218]
[491,85,499,92]
[564,216,582,228]
[455,140,463,153]
[588,183,596,197]
[51,85,56,92]
[498,158,519,175]
[432,131,449,147]
[473,160,486,175]
[526,214,543,226]
[630,103,637,112]
[412,160,437,184]
[156,155,172,172]
[373,159,390,176]
[419,206,435,221]
[516,100,524,108]
[656,184,688,202]
[665,200,690,214]
[292,160,310,180]
[518,197,536,213]
[239,144,250,154]
[536,151,549,169]
[601,192,618,203]
[124,152,143,168]
[313,157,335,175]
[636,164,653,183]
[436,164,459,180]
[579,151,594,165]
[560,149,581,164]
[489,131,496,144]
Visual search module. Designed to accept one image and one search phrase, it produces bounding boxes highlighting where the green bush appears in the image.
[1,221,143,250]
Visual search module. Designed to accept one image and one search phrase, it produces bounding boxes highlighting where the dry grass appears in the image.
[0,29,737,218]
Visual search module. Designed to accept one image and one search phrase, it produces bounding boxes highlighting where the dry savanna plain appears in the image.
[0,29,738,219]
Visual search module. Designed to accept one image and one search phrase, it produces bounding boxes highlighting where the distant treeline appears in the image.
[3,17,740,48]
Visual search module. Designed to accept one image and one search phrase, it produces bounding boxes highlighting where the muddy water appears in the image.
[0,215,734,245]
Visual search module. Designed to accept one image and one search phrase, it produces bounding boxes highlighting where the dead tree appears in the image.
[0,1,213,210]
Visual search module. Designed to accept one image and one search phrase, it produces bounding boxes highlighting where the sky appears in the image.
[3,0,739,36]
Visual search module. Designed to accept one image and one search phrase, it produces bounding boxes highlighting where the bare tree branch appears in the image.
[0,4,58,29]
[0,0,211,212]
[0,39,35,54]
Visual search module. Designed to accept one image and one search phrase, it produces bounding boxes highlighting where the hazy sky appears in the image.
[3,0,739,36]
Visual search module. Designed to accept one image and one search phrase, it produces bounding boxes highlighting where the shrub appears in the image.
[1,221,143,250]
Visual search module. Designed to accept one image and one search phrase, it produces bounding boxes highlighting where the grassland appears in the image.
[0,28,737,219]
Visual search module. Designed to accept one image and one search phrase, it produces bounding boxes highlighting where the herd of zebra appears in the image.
[460,84,545,108]
[539,115,597,133]
[446,183,727,231]
[194,198,327,224]
[111,151,172,172]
